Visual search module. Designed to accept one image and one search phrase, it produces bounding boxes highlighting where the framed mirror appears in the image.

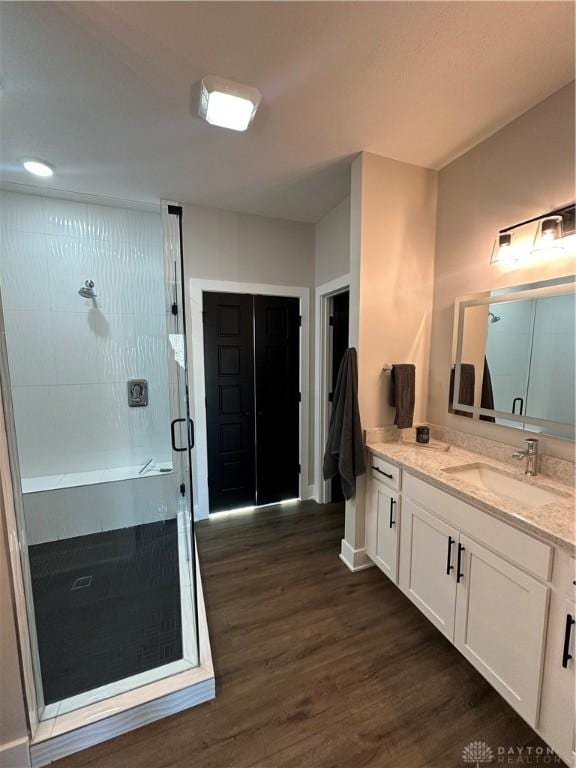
[451,275,575,440]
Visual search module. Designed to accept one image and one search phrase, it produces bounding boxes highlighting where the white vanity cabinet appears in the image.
[399,472,551,727]
[399,497,458,640]
[453,535,549,725]
[364,448,576,760]
[399,494,549,725]
[365,456,401,584]
[538,552,576,766]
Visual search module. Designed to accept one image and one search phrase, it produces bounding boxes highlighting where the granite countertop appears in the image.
[367,440,576,554]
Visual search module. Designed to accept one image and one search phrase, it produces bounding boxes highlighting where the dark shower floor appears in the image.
[29,520,183,705]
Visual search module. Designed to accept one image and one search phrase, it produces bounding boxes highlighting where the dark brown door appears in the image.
[254,295,300,506]
[330,290,349,503]
[203,292,256,512]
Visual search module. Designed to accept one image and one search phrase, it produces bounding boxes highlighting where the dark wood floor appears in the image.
[54,500,554,768]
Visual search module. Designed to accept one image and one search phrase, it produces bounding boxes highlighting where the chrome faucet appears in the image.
[512,438,539,476]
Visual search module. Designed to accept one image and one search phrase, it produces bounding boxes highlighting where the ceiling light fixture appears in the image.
[198,75,261,132]
[22,158,54,178]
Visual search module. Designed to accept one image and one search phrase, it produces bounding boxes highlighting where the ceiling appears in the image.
[1,2,574,222]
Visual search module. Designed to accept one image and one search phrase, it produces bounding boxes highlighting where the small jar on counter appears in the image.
[416,425,430,444]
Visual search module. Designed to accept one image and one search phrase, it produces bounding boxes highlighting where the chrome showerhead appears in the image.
[488,311,501,324]
[78,280,97,299]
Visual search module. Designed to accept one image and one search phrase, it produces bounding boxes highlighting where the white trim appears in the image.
[303,484,316,501]
[339,538,374,572]
[0,737,31,768]
[188,278,310,519]
[314,274,350,504]
[29,551,214,767]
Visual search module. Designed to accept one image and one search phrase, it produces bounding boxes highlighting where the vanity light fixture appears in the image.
[22,158,54,178]
[540,216,563,242]
[198,75,261,132]
[491,203,575,265]
[532,215,564,254]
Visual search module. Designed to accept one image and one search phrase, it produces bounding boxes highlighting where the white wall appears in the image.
[343,151,438,558]
[429,83,576,459]
[315,197,350,287]
[355,153,438,431]
[181,203,316,498]
[182,203,314,287]
[0,191,171,478]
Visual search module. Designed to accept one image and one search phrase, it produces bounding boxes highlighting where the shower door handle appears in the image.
[512,397,524,415]
[171,419,187,452]
[171,418,194,451]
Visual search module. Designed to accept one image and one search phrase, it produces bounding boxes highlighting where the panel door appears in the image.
[203,292,256,512]
[399,497,458,641]
[366,477,400,583]
[254,295,300,506]
[454,535,549,727]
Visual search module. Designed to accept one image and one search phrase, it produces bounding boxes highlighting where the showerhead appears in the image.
[488,311,501,324]
[78,280,97,299]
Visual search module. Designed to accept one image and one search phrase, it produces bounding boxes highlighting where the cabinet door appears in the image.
[399,497,458,641]
[538,593,575,765]
[366,478,400,583]
[454,535,549,727]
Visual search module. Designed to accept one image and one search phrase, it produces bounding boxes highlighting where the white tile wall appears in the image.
[22,473,179,545]
[0,191,172,478]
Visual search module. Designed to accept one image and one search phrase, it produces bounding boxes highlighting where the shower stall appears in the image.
[0,190,213,763]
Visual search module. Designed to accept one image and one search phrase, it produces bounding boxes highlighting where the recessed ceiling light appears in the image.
[199,75,261,132]
[22,158,54,178]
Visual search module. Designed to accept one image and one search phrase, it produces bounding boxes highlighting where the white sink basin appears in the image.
[443,463,567,508]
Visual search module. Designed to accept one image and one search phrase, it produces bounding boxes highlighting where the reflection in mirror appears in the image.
[451,276,575,440]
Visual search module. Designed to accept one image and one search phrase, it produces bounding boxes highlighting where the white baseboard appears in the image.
[0,737,31,768]
[303,484,316,501]
[339,539,374,572]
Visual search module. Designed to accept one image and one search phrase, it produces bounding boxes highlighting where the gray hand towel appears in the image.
[448,363,475,417]
[323,348,366,500]
[390,364,415,429]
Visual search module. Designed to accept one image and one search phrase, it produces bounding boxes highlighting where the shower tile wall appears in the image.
[0,191,171,478]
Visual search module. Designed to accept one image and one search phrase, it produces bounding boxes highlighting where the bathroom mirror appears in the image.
[451,275,576,440]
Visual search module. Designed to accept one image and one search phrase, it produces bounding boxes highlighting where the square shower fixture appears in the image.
[198,75,261,131]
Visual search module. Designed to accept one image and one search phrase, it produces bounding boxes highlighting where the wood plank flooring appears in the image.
[53,500,557,768]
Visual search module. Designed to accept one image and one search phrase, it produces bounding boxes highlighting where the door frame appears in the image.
[188,278,311,520]
[314,274,350,504]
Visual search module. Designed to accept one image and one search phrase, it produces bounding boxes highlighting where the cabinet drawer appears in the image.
[403,473,552,582]
[368,454,401,491]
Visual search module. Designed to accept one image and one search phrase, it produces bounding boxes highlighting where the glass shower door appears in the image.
[164,203,199,670]
[0,190,198,718]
